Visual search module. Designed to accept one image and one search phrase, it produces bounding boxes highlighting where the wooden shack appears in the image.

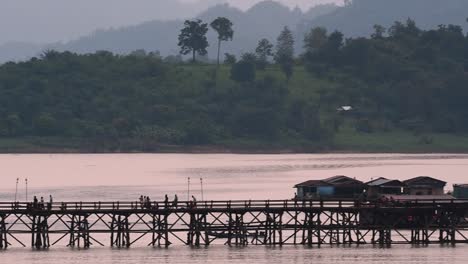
[366,177,406,198]
[295,175,365,199]
[403,176,446,195]
[453,184,468,199]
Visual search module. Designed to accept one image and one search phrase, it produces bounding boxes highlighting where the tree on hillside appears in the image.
[274,27,295,81]
[371,25,386,39]
[388,18,420,39]
[324,31,344,66]
[178,20,209,63]
[210,17,234,66]
[224,53,237,64]
[231,53,257,83]
[304,27,328,53]
[255,39,274,70]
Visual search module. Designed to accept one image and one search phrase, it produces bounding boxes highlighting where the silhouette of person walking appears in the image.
[139,195,144,209]
[48,195,53,210]
[172,194,178,208]
[191,195,197,208]
[164,194,169,208]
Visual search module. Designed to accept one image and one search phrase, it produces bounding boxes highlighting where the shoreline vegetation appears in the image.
[2,131,468,154]
[1,19,468,154]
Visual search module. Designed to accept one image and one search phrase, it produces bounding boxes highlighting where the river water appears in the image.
[1,153,468,263]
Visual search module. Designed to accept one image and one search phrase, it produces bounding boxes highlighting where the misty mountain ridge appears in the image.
[0,1,337,63]
[1,0,468,63]
[302,0,468,38]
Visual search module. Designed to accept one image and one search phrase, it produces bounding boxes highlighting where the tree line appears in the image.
[177,17,296,81]
[0,18,467,151]
[177,17,468,135]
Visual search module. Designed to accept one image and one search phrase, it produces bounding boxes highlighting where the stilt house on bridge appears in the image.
[403,176,446,195]
[295,175,449,199]
[294,175,365,199]
[365,177,406,198]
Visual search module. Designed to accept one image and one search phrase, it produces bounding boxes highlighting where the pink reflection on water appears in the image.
[0,154,467,201]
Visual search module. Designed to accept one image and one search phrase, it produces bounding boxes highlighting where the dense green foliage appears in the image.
[303,19,468,134]
[0,50,320,150]
[0,20,468,152]
[178,20,210,62]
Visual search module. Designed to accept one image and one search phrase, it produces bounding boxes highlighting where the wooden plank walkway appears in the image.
[1,199,468,249]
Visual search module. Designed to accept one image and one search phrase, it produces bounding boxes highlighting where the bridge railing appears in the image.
[1,198,468,212]
[0,199,355,211]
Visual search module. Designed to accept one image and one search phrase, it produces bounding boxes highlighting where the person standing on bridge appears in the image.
[191,195,197,208]
[40,197,44,209]
[33,196,38,209]
[139,195,144,209]
[173,194,178,208]
[164,194,169,208]
[146,196,151,209]
[48,195,53,210]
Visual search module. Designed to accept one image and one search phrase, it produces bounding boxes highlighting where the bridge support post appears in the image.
[372,229,391,245]
[303,211,312,246]
[227,213,247,246]
[303,211,322,246]
[31,215,50,249]
[411,228,429,245]
[329,212,341,244]
[110,214,130,248]
[68,215,90,248]
[0,214,7,249]
[439,228,456,244]
[151,214,170,247]
[342,212,357,244]
[438,209,459,245]
[264,212,283,246]
[188,213,208,246]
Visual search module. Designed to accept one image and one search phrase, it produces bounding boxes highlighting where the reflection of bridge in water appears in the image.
[1,199,468,249]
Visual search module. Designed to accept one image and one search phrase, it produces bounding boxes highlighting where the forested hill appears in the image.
[51,1,337,58]
[0,1,336,63]
[2,0,468,63]
[302,0,468,38]
[1,21,468,153]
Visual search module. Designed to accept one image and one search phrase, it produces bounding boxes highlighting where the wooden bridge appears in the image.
[1,199,468,249]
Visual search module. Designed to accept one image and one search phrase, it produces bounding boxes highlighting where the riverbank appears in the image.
[1,131,468,154]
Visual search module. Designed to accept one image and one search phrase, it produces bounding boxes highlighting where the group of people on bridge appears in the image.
[27,195,53,210]
[137,194,199,210]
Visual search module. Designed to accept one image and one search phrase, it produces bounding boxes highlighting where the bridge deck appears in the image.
[1,199,468,250]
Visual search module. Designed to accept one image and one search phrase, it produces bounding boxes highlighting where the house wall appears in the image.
[296,186,335,198]
[367,186,380,198]
[406,187,444,195]
[453,186,468,199]
[317,186,335,196]
[334,186,365,198]
[297,187,304,198]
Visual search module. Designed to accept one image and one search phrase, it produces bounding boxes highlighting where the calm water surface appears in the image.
[1,153,468,263]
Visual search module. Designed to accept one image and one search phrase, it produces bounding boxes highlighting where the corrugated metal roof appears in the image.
[294,180,332,188]
[295,175,364,188]
[366,177,406,187]
[403,176,446,185]
[367,177,392,186]
[323,175,364,185]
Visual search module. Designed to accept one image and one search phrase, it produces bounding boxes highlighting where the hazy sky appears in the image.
[0,0,342,45]
[184,0,343,10]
